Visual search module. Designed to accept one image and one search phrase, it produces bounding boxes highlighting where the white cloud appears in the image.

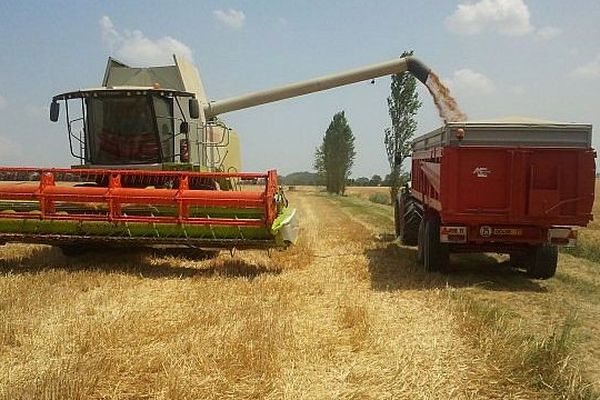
[571,54,600,79]
[446,0,533,36]
[536,26,562,40]
[445,69,496,95]
[99,16,193,65]
[446,0,564,40]
[0,95,7,110]
[213,9,246,30]
[100,15,119,47]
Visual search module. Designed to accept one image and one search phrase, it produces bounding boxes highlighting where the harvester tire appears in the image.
[423,215,449,273]
[395,188,420,246]
[526,243,558,279]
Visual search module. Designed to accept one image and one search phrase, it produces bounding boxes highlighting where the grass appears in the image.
[451,293,595,399]
[344,185,390,202]
[315,191,394,234]
[562,230,600,264]
[368,192,391,205]
[555,271,600,300]
[563,178,600,263]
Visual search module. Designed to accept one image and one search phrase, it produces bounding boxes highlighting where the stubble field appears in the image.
[0,187,599,399]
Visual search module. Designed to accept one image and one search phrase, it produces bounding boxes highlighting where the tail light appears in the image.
[548,228,577,247]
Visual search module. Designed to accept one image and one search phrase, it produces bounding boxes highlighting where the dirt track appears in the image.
[0,189,597,399]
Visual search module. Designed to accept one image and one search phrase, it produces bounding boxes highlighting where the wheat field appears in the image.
[0,188,598,399]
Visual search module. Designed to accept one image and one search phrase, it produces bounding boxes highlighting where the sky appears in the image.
[0,0,599,178]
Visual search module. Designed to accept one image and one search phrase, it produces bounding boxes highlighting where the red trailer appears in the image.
[395,118,595,278]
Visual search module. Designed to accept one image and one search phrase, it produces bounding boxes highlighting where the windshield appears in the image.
[87,95,173,164]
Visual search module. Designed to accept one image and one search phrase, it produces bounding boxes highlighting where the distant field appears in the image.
[345,186,390,202]
[287,185,391,203]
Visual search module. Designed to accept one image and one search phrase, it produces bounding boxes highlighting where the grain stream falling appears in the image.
[425,72,468,123]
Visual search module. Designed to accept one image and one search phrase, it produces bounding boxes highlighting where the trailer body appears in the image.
[397,118,595,278]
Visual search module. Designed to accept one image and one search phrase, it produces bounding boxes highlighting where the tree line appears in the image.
[280,172,408,187]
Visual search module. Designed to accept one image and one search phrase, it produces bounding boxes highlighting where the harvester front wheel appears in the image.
[395,187,420,246]
[526,243,558,279]
[423,215,449,273]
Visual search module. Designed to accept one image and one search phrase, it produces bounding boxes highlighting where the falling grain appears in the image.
[425,72,468,123]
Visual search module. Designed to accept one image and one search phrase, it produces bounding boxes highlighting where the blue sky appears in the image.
[0,0,599,177]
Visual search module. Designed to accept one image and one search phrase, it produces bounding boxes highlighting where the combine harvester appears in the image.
[0,54,432,254]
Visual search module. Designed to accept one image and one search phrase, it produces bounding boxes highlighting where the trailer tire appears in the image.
[395,188,420,246]
[526,243,558,279]
[423,215,449,273]
[416,219,425,265]
[509,252,527,268]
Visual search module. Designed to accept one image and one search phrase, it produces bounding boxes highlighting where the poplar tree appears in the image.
[384,50,422,201]
[314,111,356,195]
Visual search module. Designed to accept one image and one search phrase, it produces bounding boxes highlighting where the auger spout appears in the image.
[203,55,431,118]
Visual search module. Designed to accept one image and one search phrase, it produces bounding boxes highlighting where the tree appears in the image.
[370,174,382,186]
[355,177,370,186]
[383,173,392,186]
[314,111,356,195]
[384,50,422,201]
[281,171,323,186]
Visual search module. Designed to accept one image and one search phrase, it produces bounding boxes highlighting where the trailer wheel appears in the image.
[395,187,420,246]
[423,215,449,272]
[509,252,527,268]
[526,243,558,279]
[416,219,425,265]
[394,199,402,237]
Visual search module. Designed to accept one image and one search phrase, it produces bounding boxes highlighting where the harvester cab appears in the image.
[50,87,199,167]
[50,56,241,174]
[0,54,433,254]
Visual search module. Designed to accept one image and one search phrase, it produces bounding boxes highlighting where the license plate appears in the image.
[493,228,522,236]
[440,226,467,243]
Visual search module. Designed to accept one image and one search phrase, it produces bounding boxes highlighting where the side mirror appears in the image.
[180,121,189,134]
[189,98,200,119]
[50,101,60,122]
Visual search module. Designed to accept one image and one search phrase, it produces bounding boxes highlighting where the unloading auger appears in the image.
[0,55,431,253]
